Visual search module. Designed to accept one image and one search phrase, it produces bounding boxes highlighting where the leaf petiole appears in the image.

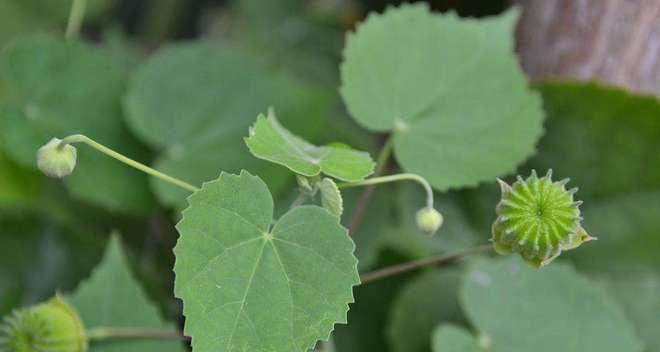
[338,173,434,209]
[65,0,88,40]
[57,134,200,193]
[86,327,189,342]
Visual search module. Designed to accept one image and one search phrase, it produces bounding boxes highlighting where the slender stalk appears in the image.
[289,192,309,209]
[87,327,189,342]
[65,0,88,40]
[360,245,493,284]
[347,136,393,234]
[373,137,394,175]
[57,134,200,193]
[339,173,434,209]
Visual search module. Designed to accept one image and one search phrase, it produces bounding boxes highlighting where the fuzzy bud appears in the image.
[37,138,77,178]
[416,207,443,235]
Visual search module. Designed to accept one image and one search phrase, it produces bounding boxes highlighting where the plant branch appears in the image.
[65,0,88,40]
[359,244,493,284]
[339,173,434,209]
[87,327,189,342]
[346,136,393,234]
[57,134,200,193]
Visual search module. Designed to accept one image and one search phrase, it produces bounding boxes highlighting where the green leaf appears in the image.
[124,42,332,207]
[0,36,153,214]
[387,270,465,352]
[460,257,643,352]
[531,81,660,200]
[601,273,660,352]
[245,112,375,182]
[0,215,105,316]
[70,234,183,352]
[567,190,660,275]
[431,324,481,352]
[340,4,543,190]
[319,178,343,217]
[174,171,359,352]
[0,149,40,207]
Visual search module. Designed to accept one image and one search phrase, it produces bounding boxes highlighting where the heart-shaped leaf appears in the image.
[460,257,642,352]
[124,42,332,207]
[245,112,375,182]
[71,234,183,352]
[340,4,543,190]
[174,171,359,352]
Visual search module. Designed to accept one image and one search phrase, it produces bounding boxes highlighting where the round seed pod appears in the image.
[491,170,595,268]
[36,138,77,178]
[0,294,88,352]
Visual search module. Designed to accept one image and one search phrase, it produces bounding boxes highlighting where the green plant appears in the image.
[1,1,656,352]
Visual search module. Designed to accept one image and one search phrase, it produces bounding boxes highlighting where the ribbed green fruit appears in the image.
[491,170,595,268]
[0,295,88,352]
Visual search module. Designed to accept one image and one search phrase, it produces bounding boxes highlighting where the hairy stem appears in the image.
[360,244,493,284]
[347,137,393,234]
[65,0,88,39]
[339,173,434,209]
[58,134,200,193]
[87,327,189,342]
[289,192,310,209]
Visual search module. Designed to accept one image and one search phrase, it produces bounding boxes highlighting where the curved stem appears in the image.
[65,0,88,39]
[360,244,493,284]
[339,173,434,209]
[87,327,189,342]
[347,136,393,234]
[58,134,200,193]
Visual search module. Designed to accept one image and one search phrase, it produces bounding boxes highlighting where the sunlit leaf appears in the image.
[245,112,374,182]
[174,171,359,352]
[341,4,543,190]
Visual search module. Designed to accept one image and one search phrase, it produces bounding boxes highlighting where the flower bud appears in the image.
[0,294,88,352]
[491,170,593,268]
[416,207,443,235]
[36,138,77,178]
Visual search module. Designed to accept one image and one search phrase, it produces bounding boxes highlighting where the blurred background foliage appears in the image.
[0,0,658,351]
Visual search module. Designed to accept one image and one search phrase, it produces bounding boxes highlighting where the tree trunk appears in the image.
[516,0,660,96]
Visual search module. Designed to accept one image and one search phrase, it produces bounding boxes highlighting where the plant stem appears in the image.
[359,244,493,284]
[57,134,200,193]
[347,136,393,234]
[65,0,88,40]
[87,327,189,342]
[339,173,434,209]
[289,192,309,209]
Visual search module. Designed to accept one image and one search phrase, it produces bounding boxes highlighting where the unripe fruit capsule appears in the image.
[0,294,88,352]
[491,170,595,268]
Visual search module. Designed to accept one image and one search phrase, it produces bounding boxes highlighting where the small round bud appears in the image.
[416,207,443,235]
[491,170,595,268]
[37,138,77,178]
[0,294,88,352]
